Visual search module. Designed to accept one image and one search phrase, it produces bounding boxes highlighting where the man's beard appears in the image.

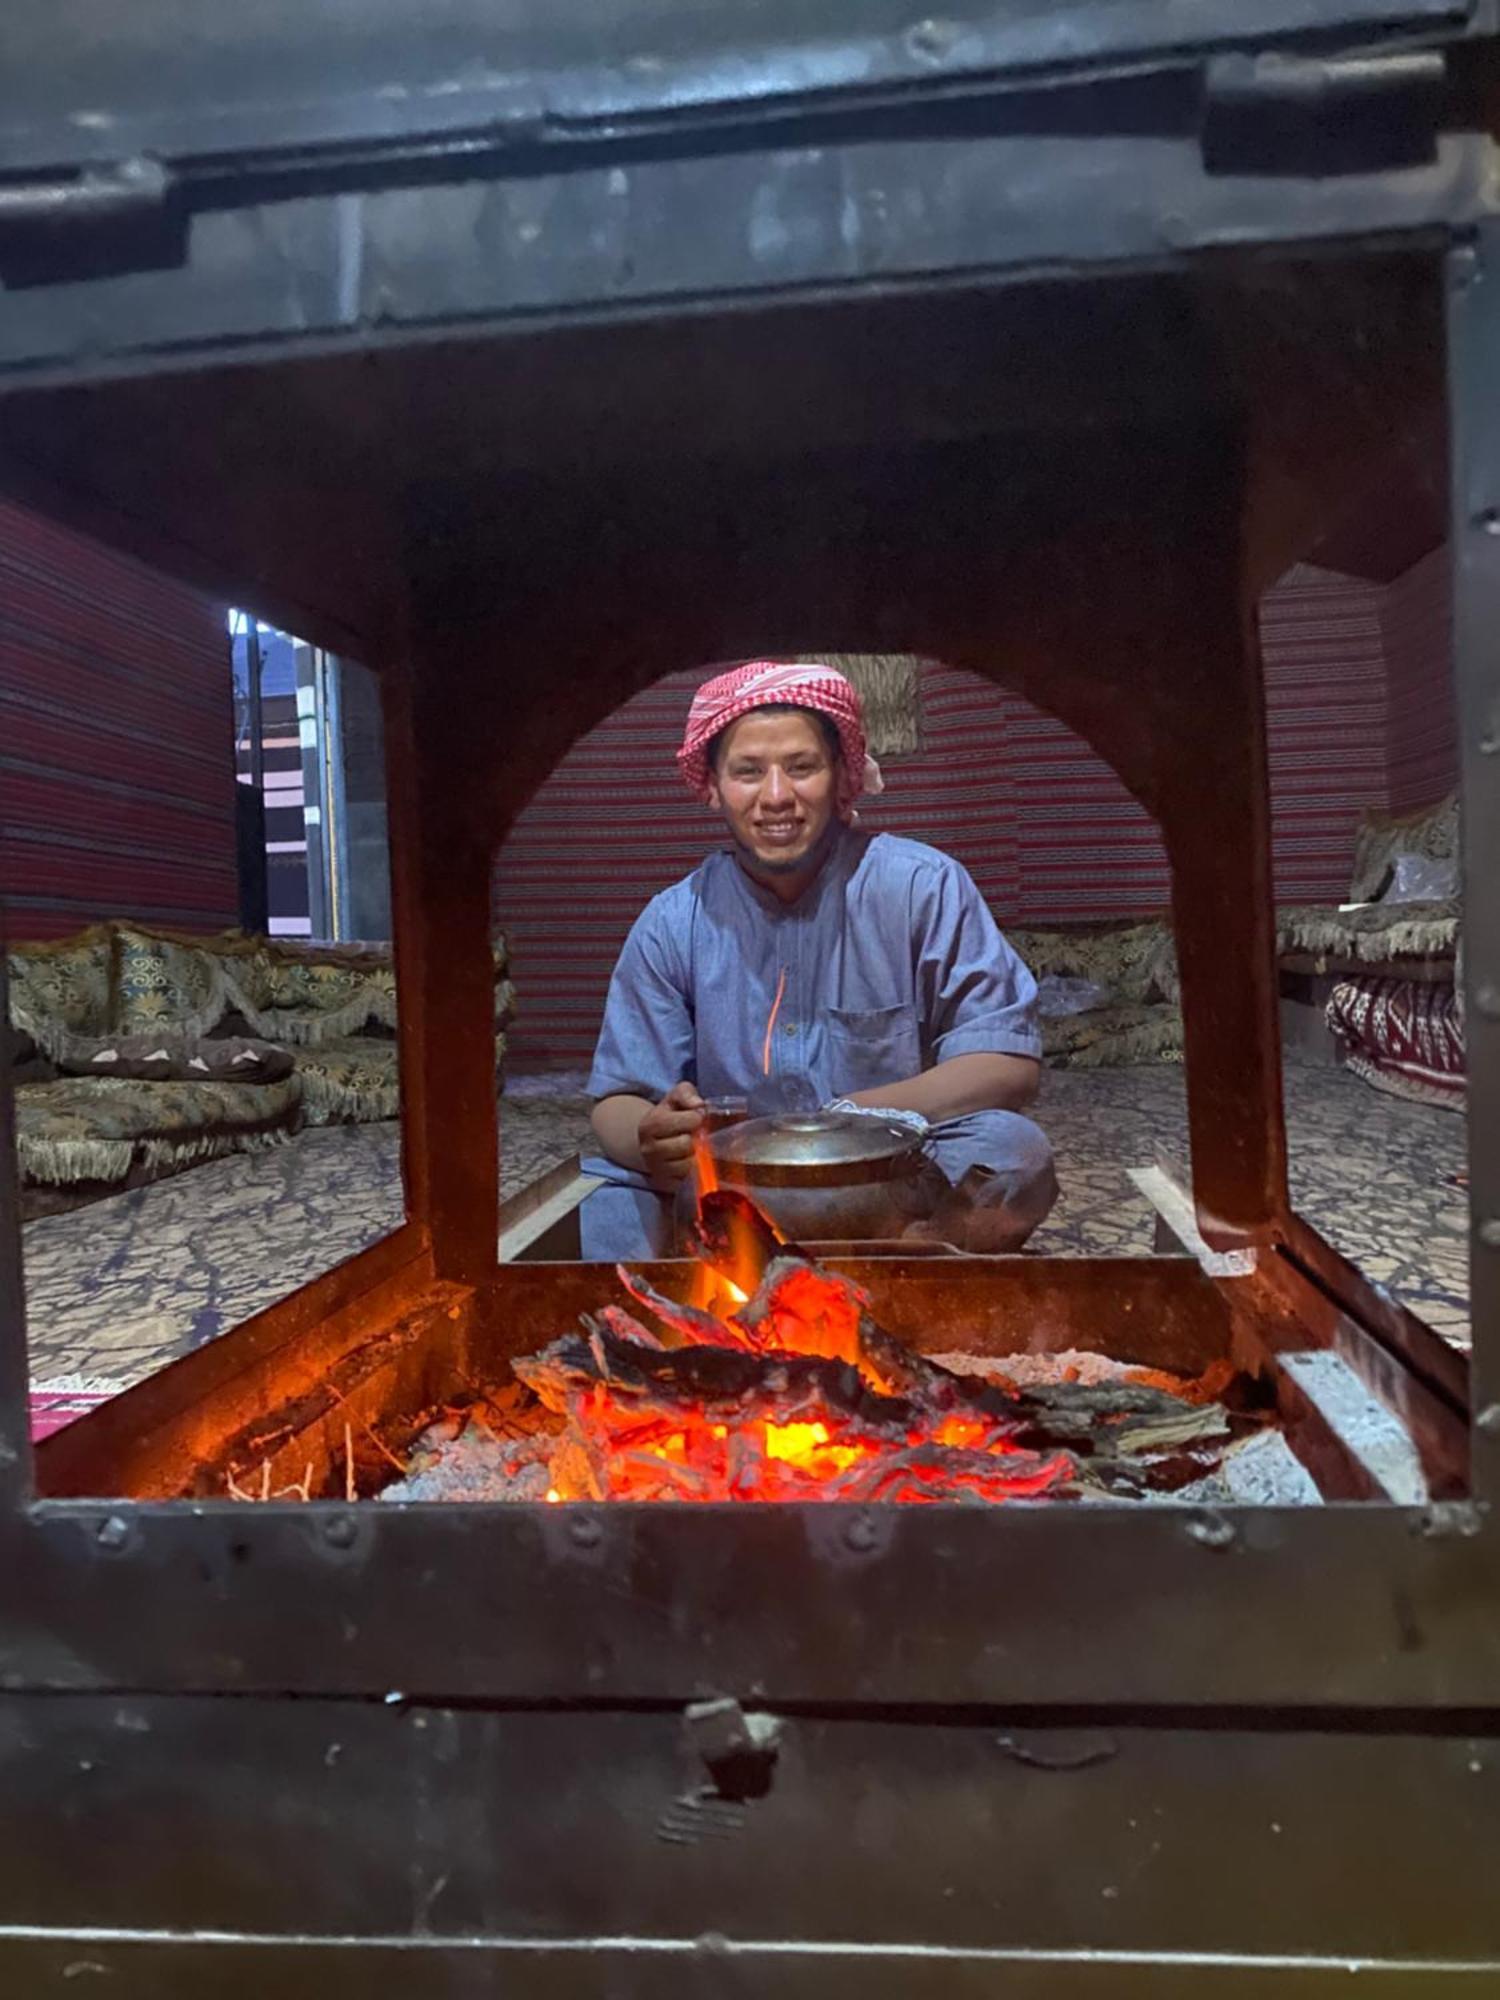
[731,817,836,880]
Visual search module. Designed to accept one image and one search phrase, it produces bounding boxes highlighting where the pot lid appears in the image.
[709,1110,921,1181]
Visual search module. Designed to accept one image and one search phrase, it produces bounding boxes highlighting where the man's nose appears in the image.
[762,765,792,806]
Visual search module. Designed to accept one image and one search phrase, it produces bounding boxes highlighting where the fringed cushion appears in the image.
[1008,920,1178,1007]
[294,1033,509,1126]
[1042,1002,1183,1068]
[7,928,115,1056]
[1276,900,1460,965]
[15,1074,304,1185]
[293,1037,402,1126]
[114,926,231,1040]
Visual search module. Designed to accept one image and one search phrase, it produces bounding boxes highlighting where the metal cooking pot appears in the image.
[677,1109,936,1247]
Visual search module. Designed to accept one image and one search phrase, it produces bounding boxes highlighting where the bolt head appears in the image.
[1479,1219,1500,1251]
[1185,1512,1237,1551]
[96,1515,131,1551]
[322,1512,358,1548]
[1476,1403,1500,1439]
[569,1514,602,1549]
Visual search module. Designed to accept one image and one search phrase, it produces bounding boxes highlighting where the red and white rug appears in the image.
[28,1376,123,1442]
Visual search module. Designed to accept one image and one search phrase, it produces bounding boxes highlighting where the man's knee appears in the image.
[578,1182,674,1262]
[925,1109,1058,1248]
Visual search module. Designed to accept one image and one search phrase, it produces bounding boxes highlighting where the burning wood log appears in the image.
[615,1265,758,1352]
[505,1189,1245,1507]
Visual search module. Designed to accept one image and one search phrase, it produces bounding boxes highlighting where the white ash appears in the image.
[928,1348,1165,1389]
[378,1417,555,1503]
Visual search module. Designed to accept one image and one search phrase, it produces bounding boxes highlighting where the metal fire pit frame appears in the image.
[1,4,1500,1988]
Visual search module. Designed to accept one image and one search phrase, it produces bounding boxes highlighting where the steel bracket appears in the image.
[1202,48,1448,173]
[0,157,181,286]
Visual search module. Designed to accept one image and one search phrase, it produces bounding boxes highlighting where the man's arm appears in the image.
[845,1050,1039,1122]
[592,1081,706,1183]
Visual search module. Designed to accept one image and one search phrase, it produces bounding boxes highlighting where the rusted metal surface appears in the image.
[1448,219,1500,1507]
[2,1696,1500,1979]
[0,9,1496,1988]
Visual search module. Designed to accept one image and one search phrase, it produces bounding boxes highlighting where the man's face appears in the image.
[708,709,838,877]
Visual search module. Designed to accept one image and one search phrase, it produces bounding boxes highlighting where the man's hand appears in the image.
[591,1084,706,1180]
[636,1081,706,1185]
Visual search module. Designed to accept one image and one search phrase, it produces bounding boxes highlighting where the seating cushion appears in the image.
[16,1074,304,1185]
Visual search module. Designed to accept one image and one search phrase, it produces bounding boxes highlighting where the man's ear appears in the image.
[705,773,724,810]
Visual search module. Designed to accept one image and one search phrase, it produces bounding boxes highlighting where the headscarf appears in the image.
[676,661,884,817]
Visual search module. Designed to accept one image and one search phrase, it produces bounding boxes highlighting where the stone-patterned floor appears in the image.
[19,1059,1470,1395]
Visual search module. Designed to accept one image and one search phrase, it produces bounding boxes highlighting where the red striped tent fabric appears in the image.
[1381,548,1457,816]
[1,499,238,943]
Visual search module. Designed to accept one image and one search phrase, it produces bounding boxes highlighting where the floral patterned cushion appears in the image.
[293,1037,401,1126]
[15,1074,303,1185]
[1042,1002,1183,1068]
[1007,920,1178,1007]
[256,953,399,1043]
[6,928,114,1055]
[294,1031,508,1126]
[114,926,231,1039]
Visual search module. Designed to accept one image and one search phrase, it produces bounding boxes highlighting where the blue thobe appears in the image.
[580,827,1054,1257]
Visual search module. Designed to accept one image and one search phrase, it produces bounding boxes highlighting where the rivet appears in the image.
[1476,984,1500,1021]
[322,1512,358,1548]
[1185,1511,1237,1551]
[1474,1403,1500,1438]
[844,1514,881,1553]
[569,1514,602,1549]
[1451,243,1481,289]
[905,16,957,63]
[96,1515,131,1551]
[1479,1219,1500,1251]
[1477,509,1500,537]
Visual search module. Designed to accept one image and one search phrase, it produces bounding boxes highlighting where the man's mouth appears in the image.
[755,822,804,846]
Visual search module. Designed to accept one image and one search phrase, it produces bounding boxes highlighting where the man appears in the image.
[581,660,1057,1259]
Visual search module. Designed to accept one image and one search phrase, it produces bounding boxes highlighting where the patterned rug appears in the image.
[18,1059,1469,1438]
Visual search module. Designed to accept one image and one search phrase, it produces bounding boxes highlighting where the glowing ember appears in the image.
[512,1189,1085,1505]
[763,1419,863,1474]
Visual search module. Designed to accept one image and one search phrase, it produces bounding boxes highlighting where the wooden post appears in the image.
[384,652,499,1288]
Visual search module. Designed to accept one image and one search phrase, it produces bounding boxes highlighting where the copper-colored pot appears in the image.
[676,1110,935,1246]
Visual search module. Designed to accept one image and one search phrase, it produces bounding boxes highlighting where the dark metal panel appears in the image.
[1448,224,1500,1501]
[0,128,1489,391]
[2,1697,1500,1964]
[0,0,1473,175]
[5,1497,1500,1705]
[2,1938,1496,1997]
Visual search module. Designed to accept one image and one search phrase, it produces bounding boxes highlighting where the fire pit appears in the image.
[2,7,1497,1988]
[382,1191,1283,1508]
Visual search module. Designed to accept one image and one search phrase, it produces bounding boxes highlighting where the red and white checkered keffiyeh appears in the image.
[676,661,883,815]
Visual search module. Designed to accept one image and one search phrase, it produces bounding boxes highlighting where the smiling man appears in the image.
[580,660,1057,1259]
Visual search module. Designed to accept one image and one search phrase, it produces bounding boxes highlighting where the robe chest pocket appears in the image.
[825,1003,922,1094]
